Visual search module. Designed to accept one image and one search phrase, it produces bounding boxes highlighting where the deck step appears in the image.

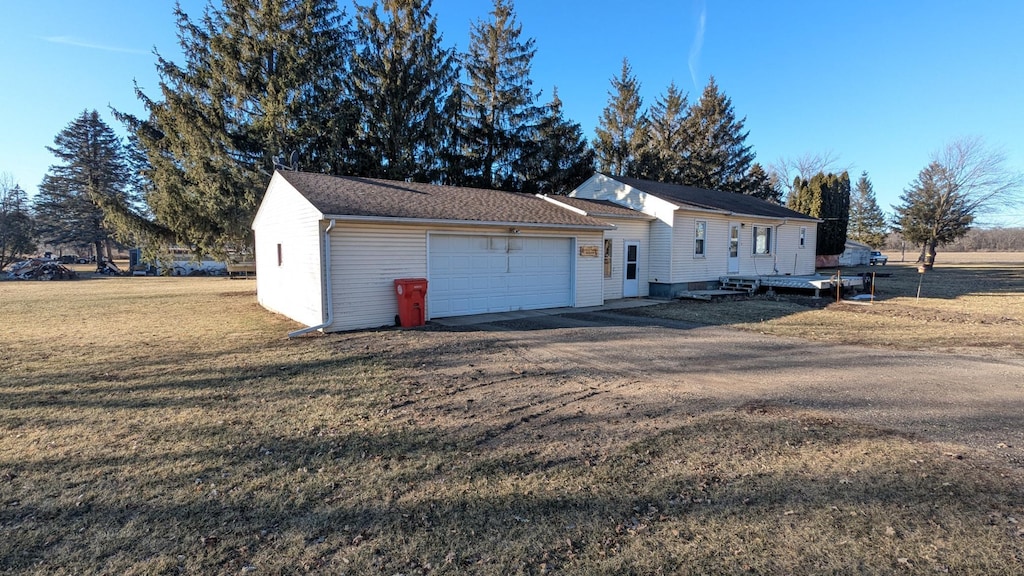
[718,277,761,294]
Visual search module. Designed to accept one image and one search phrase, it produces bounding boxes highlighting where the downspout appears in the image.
[288,218,337,338]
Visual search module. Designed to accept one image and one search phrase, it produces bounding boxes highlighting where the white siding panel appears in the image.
[776,223,817,275]
[649,219,673,284]
[324,223,605,331]
[329,225,427,332]
[671,214,730,284]
[602,219,650,300]
[575,231,604,307]
[253,176,324,327]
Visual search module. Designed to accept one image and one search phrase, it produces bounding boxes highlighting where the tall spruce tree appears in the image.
[348,0,457,182]
[746,163,782,203]
[788,171,851,256]
[681,76,755,193]
[460,0,540,190]
[634,82,689,183]
[123,0,353,256]
[517,88,595,195]
[593,58,644,177]
[0,176,35,270]
[848,171,888,248]
[34,111,132,261]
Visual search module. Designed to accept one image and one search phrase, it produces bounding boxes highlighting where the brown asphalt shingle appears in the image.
[279,171,610,228]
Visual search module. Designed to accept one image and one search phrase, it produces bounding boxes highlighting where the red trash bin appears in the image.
[394,278,428,327]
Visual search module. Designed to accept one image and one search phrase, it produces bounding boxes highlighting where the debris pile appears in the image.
[96,260,123,276]
[5,258,79,280]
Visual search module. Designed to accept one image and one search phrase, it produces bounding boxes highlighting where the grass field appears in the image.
[2,261,1024,574]
[632,256,1024,358]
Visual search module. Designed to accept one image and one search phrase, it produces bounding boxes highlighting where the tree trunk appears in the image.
[921,240,938,270]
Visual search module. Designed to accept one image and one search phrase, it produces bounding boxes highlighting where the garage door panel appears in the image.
[429,234,573,318]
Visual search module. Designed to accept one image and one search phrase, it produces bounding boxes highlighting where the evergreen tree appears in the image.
[434,77,473,186]
[460,0,540,190]
[634,82,688,183]
[348,0,457,182]
[593,58,643,176]
[517,88,595,195]
[34,111,131,261]
[681,76,755,193]
[746,163,782,203]
[123,0,354,256]
[893,162,973,268]
[0,176,35,270]
[848,171,888,248]
[788,171,851,255]
[894,137,1022,269]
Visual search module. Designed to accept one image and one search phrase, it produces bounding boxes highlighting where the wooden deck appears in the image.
[719,274,865,297]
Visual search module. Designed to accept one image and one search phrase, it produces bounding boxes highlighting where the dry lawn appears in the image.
[1,268,1023,574]
[631,256,1024,358]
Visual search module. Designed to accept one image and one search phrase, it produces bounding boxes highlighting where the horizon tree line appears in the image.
[7,0,1019,265]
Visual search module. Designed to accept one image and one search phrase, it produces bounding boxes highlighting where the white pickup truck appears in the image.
[869,251,888,265]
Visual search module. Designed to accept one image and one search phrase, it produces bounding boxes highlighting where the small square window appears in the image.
[277,243,283,266]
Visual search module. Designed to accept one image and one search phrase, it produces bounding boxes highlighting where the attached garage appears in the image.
[428,234,574,317]
[253,171,610,333]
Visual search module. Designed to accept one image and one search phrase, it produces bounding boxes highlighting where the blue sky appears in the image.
[2,1,1022,225]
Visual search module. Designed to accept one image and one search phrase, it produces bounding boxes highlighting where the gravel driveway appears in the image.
[379,308,1024,469]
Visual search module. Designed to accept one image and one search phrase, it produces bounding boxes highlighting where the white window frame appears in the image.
[799,226,807,249]
[603,238,612,278]
[694,220,707,257]
[752,226,772,255]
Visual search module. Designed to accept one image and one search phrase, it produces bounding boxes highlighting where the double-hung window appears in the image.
[694,220,707,257]
[752,226,772,255]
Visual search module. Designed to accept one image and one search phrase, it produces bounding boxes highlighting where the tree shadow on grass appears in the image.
[4,407,1023,574]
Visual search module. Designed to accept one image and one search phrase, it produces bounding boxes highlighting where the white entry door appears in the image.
[728,223,740,274]
[623,241,639,297]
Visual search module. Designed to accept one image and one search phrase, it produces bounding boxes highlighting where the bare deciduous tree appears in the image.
[893,136,1023,268]
[769,150,846,201]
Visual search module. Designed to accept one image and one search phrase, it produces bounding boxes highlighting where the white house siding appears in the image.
[252,176,325,327]
[574,230,606,308]
[648,219,673,285]
[778,224,818,274]
[602,219,650,300]
[721,219,817,277]
[327,223,427,332]
[671,213,731,285]
[325,223,605,332]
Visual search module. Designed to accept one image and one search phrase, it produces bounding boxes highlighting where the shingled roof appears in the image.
[278,171,611,229]
[546,196,656,220]
[605,174,817,221]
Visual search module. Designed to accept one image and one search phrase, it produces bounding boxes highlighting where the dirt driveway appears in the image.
[348,308,1024,469]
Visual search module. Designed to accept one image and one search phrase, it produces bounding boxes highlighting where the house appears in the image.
[568,173,820,298]
[838,240,872,267]
[252,171,819,333]
[252,171,611,334]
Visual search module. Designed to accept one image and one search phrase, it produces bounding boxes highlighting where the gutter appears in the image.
[288,218,337,338]
[320,213,614,231]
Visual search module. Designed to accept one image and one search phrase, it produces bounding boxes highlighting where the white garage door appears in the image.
[428,234,573,318]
